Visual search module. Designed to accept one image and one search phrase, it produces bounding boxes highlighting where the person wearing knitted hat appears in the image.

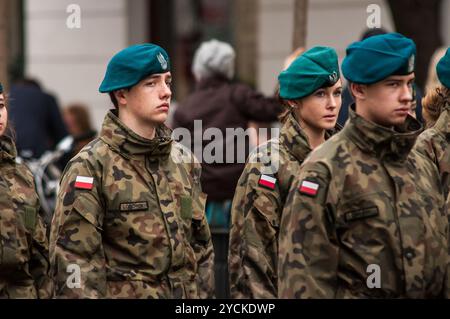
[50,44,215,298]
[414,47,450,198]
[279,33,448,298]
[0,83,53,298]
[229,46,342,298]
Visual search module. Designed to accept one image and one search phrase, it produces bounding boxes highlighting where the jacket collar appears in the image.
[0,135,17,162]
[99,110,172,158]
[343,104,423,162]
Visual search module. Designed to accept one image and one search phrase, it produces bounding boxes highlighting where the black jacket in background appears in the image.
[9,84,68,158]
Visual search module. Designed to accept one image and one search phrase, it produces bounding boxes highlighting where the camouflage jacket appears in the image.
[0,135,52,298]
[414,106,450,198]
[278,107,449,298]
[228,113,336,298]
[50,110,214,299]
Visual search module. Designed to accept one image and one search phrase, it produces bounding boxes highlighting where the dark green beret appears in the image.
[278,46,340,100]
[342,32,416,84]
[437,47,450,89]
[99,43,170,93]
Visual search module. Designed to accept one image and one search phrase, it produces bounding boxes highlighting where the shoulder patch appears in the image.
[74,175,94,190]
[258,174,276,190]
[298,179,319,197]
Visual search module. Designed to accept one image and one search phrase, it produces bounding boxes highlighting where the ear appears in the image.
[114,89,128,107]
[350,82,367,100]
[286,99,300,109]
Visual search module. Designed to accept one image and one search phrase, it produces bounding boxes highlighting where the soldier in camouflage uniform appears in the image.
[50,44,214,298]
[278,33,449,298]
[0,84,52,298]
[229,47,342,298]
[414,48,450,197]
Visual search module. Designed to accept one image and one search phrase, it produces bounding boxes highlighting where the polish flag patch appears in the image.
[258,174,276,190]
[74,176,94,190]
[298,180,319,196]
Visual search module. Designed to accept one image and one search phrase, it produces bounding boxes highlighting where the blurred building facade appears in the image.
[6,0,448,128]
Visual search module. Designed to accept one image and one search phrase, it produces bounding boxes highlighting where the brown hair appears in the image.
[1,93,16,140]
[422,85,450,128]
[64,103,93,134]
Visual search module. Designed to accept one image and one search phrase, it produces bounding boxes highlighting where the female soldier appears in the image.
[414,47,450,197]
[228,46,342,298]
[0,83,52,298]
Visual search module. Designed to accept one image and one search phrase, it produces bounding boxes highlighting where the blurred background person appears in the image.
[172,39,282,298]
[62,103,97,156]
[8,78,68,159]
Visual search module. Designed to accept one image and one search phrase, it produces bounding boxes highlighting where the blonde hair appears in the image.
[422,86,450,128]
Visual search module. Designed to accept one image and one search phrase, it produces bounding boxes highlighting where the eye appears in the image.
[333,90,342,97]
[315,90,325,97]
[146,81,156,87]
[388,82,399,87]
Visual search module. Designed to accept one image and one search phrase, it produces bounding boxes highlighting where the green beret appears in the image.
[437,47,450,89]
[278,46,340,100]
[342,32,416,84]
[99,43,170,93]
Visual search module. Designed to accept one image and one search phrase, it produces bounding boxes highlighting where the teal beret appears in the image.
[278,46,340,100]
[437,47,450,89]
[342,32,416,84]
[99,43,170,93]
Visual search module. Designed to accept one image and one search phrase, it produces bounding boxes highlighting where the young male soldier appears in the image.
[278,33,449,298]
[50,44,215,298]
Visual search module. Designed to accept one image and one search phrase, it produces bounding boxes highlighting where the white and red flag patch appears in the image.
[258,174,276,190]
[298,180,319,196]
[74,176,94,190]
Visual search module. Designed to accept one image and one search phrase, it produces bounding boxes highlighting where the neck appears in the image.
[118,109,156,140]
[302,123,325,149]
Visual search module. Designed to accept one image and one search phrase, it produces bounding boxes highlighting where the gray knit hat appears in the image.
[192,39,236,81]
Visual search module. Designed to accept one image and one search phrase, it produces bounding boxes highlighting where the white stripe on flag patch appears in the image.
[301,180,319,190]
[76,176,94,184]
[260,175,276,184]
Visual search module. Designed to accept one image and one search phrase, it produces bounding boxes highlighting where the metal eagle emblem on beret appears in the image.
[328,71,338,84]
[157,52,168,70]
[408,54,415,73]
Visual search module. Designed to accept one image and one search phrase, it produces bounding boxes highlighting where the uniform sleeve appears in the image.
[49,160,106,298]
[229,163,281,299]
[191,162,215,298]
[231,84,282,122]
[29,211,53,299]
[278,163,339,298]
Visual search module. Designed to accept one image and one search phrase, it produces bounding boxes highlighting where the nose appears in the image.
[160,82,172,99]
[400,83,413,103]
[327,94,338,110]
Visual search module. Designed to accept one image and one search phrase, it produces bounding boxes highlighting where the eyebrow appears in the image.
[384,76,415,82]
[147,74,172,80]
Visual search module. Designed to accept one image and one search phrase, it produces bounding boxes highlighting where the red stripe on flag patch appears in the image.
[74,176,94,190]
[258,174,276,190]
[298,180,319,196]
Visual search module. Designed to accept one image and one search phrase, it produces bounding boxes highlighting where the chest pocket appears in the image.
[335,191,394,248]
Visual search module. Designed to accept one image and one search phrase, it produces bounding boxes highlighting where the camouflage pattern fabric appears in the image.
[228,112,336,298]
[414,106,450,198]
[278,107,449,298]
[0,135,52,298]
[50,110,214,298]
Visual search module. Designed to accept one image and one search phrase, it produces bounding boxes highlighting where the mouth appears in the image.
[394,108,410,115]
[157,103,169,112]
[323,114,337,120]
